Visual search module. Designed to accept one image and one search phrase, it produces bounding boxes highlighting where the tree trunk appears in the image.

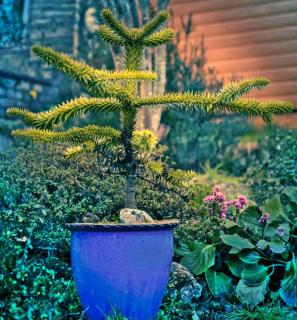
[125,171,136,209]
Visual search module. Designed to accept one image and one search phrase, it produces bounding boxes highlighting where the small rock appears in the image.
[119,208,154,223]
[168,262,202,304]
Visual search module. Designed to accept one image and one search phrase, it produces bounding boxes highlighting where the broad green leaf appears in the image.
[236,277,269,305]
[239,250,261,264]
[175,241,198,256]
[224,219,238,229]
[257,239,269,250]
[280,255,297,307]
[264,222,280,238]
[283,186,297,205]
[265,222,290,242]
[205,268,232,296]
[227,257,245,278]
[241,264,268,286]
[262,197,289,223]
[238,205,262,235]
[269,240,286,254]
[220,234,254,250]
[229,247,240,254]
[277,223,290,242]
[180,242,216,276]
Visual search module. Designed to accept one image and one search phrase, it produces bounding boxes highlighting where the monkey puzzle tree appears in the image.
[7,9,293,212]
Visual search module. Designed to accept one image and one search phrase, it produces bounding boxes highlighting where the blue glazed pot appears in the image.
[67,220,178,320]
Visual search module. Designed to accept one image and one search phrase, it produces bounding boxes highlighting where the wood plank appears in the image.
[221,67,297,83]
[172,12,297,37]
[208,53,296,73]
[171,0,297,24]
[203,39,297,61]
[182,26,297,50]
[244,80,297,97]
[250,94,297,101]
[170,0,285,14]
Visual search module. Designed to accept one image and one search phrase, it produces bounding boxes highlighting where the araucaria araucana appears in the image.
[7,9,293,212]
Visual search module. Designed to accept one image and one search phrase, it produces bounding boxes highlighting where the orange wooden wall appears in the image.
[170,0,297,109]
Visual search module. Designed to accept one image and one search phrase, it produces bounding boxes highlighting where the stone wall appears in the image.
[0,0,78,150]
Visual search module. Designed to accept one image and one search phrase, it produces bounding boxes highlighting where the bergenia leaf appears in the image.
[283,186,297,206]
[280,255,297,307]
[269,240,286,254]
[239,250,261,264]
[227,256,245,278]
[262,197,289,223]
[241,264,269,286]
[256,239,269,250]
[205,268,232,296]
[180,242,216,276]
[236,276,269,305]
[220,233,254,250]
[238,205,262,235]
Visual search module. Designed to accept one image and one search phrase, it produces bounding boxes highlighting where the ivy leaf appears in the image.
[269,240,286,254]
[236,277,269,305]
[241,264,269,286]
[179,242,216,276]
[239,250,261,264]
[205,268,232,296]
[220,234,254,250]
[280,255,297,307]
[227,256,245,278]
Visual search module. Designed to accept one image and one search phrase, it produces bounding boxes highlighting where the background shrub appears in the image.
[245,128,297,203]
[163,113,252,171]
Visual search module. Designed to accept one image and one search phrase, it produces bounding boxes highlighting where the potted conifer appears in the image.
[7,8,292,320]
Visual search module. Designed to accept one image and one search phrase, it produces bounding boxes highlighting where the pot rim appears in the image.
[66,219,179,232]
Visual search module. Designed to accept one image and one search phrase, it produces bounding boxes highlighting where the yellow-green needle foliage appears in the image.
[12,125,121,144]
[8,97,122,129]
[7,8,293,209]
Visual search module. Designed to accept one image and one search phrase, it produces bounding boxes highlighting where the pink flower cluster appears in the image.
[258,212,270,225]
[228,195,249,211]
[203,186,249,220]
[203,186,226,203]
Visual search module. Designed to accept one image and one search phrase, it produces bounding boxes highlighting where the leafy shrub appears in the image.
[176,185,297,307]
[163,114,252,171]
[245,128,297,203]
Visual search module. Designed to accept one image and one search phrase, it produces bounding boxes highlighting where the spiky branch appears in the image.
[7,8,294,211]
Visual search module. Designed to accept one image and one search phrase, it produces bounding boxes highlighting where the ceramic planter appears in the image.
[66,220,178,320]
